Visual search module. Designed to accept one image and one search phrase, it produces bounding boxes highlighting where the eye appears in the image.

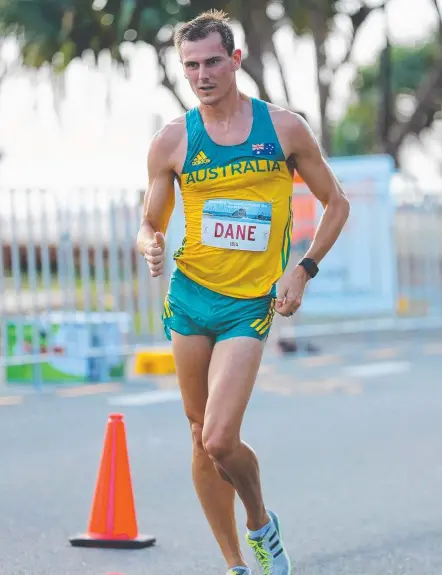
[207,58,220,66]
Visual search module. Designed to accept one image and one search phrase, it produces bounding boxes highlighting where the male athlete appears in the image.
[137,10,349,575]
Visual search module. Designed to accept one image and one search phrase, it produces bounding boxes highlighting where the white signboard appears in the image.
[299,154,397,316]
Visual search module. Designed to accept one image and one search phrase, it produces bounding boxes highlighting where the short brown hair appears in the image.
[174,9,235,56]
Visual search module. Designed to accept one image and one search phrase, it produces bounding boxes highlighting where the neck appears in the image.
[199,85,248,124]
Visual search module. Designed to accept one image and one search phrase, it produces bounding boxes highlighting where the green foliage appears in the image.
[354,42,439,97]
[284,0,337,35]
[1,0,117,68]
[0,0,239,71]
[333,101,377,156]
[5,0,438,158]
[334,39,441,156]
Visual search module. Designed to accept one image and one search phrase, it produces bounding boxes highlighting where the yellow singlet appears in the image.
[174,98,294,299]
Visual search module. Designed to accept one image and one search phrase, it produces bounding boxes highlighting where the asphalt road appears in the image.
[1,330,442,575]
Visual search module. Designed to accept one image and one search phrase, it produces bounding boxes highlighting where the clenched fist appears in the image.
[275,265,309,317]
[143,231,166,277]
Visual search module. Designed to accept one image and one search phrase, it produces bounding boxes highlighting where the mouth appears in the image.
[199,85,215,93]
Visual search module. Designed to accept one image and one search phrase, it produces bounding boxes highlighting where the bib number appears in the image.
[202,199,271,252]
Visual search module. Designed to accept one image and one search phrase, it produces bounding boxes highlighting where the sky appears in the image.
[0,0,441,190]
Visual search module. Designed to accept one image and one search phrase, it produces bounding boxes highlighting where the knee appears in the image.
[189,420,205,452]
[202,428,237,463]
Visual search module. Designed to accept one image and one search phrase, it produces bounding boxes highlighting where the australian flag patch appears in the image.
[252,142,276,156]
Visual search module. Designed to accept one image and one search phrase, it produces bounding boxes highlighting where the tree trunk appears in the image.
[429,0,442,41]
[377,41,392,154]
[240,58,271,102]
[271,36,292,108]
[239,0,273,103]
[387,58,442,159]
[386,3,442,161]
[308,7,331,155]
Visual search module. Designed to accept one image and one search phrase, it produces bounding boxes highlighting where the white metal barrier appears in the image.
[0,179,441,388]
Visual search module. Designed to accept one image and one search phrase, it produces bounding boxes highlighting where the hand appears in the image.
[144,231,166,277]
[275,265,309,317]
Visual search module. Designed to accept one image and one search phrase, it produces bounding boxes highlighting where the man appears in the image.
[137,9,349,575]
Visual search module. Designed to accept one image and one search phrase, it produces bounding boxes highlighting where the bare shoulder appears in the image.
[149,114,186,159]
[147,114,187,177]
[267,103,320,158]
[267,103,308,133]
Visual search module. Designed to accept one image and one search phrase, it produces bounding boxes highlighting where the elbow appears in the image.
[323,191,350,230]
[340,192,350,222]
[331,188,350,223]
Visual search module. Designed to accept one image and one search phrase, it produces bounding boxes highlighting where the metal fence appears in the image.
[0,184,441,388]
[281,189,442,338]
[0,187,170,388]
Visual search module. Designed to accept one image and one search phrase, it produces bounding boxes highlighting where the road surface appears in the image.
[1,330,442,574]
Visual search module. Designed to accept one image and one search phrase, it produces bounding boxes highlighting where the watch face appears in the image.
[302,259,318,277]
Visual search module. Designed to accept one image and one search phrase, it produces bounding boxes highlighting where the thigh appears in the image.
[203,336,265,442]
[171,331,214,424]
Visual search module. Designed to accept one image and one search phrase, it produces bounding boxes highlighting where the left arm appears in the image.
[293,116,350,265]
[275,113,350,316]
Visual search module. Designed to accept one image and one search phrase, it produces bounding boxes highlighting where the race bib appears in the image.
[202,199,272,252]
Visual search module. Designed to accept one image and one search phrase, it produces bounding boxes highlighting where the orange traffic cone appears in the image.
[69,413,156,549]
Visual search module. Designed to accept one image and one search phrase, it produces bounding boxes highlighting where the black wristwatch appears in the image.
[298,257,319,279]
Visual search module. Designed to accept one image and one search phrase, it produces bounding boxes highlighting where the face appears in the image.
[180,31,241,105]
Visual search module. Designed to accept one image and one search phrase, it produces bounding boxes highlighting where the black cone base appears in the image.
[69,533,156,549]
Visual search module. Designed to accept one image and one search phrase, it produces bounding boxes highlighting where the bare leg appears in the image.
[202,337,270,531]
[171,332,247,569]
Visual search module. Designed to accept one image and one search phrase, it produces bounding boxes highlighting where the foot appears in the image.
[246,509,292,574]
[226,568,251,575]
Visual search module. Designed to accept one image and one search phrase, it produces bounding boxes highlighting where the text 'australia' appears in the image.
[185,159,281,185]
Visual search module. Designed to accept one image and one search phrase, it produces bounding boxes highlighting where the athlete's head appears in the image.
[174,9,241,106]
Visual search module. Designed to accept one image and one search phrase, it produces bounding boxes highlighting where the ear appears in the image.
[232,48,242,71]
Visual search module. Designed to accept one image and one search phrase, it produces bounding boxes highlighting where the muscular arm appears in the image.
[271,110,350,315]
[289,115,350,266]
[136,128,177,255]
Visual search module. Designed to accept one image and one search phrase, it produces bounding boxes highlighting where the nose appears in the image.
[198,65,209,82]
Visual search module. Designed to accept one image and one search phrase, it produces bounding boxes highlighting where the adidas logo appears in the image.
[192,150,210,166]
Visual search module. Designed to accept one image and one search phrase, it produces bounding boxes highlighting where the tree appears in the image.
[0,0,273,111]
[0,0,377,152]
[9,0,441,162]
[0,0,188,111]
[283,0,383,154]
[334,39,442,161]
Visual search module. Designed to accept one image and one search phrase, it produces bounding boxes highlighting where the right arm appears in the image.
[136,128,177,256]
